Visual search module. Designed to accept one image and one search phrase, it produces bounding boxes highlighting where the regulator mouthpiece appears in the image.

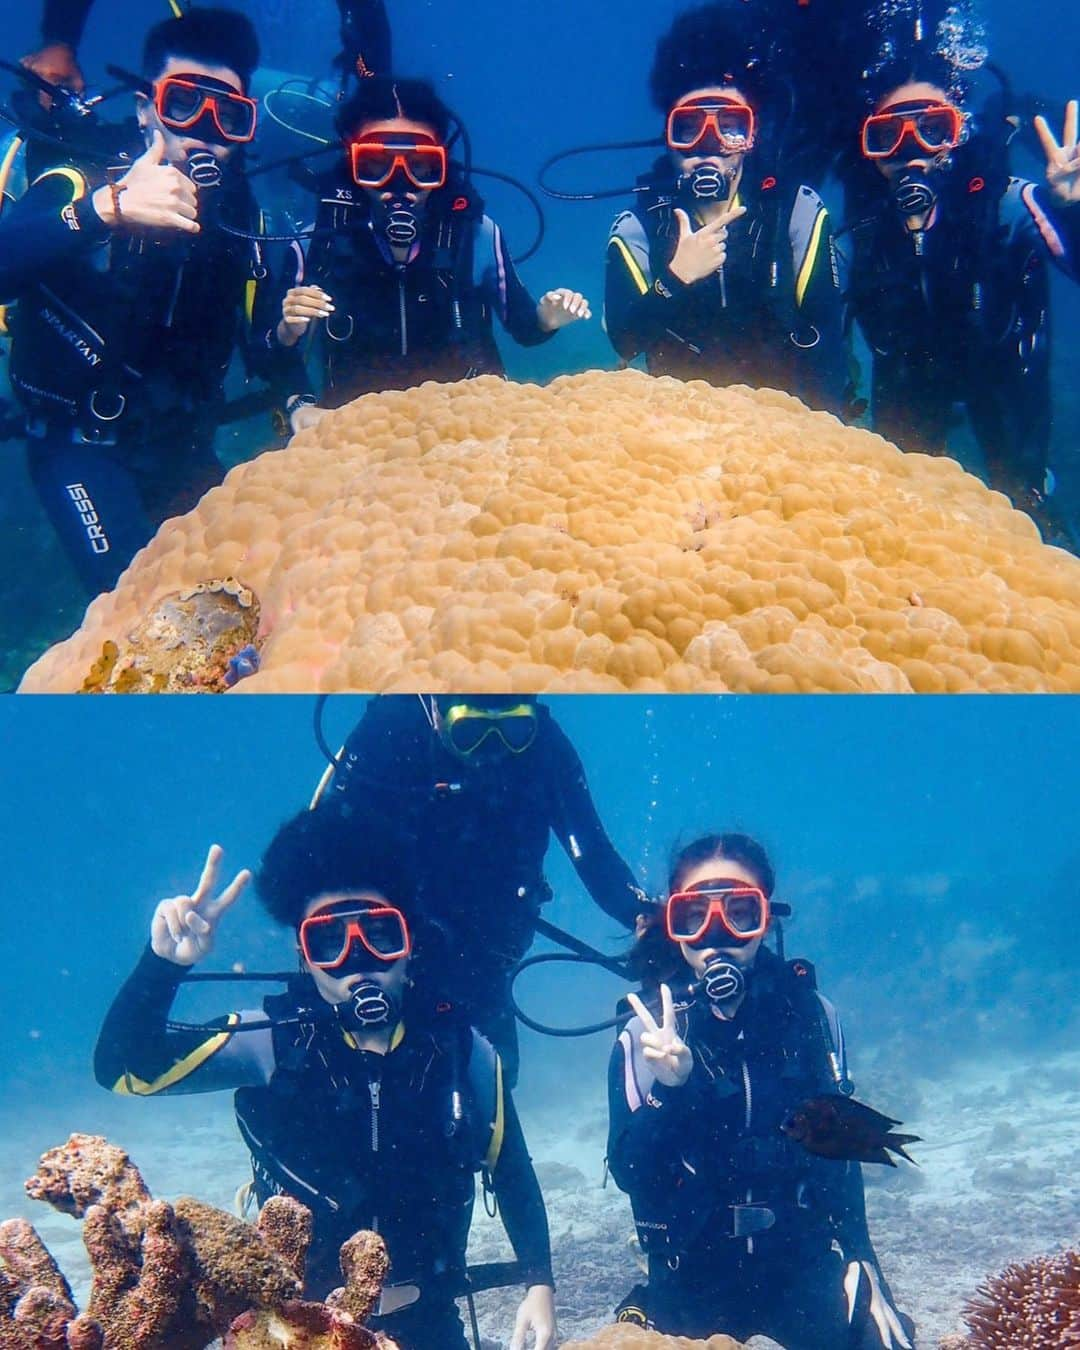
[187,150,223,189]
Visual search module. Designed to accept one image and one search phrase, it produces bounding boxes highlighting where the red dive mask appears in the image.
[667,97,756,155]
[299,901,411,970]
[349,133,448,190]
[666,879,770,947]
[154,74,257,144]
[860,101,964,159]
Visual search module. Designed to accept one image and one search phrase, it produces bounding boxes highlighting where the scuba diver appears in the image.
[838,0,1080,546]
[275,76,589,427]
[607,832,916,1349]
[604,4,847,413]
[19,0,394,97]
[93,816,558,1350]
[312,695,646,1087]
[0,8,301,596]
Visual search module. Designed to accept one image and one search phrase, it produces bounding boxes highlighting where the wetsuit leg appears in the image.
[764,1246,917,1350]
[130,428,226,528]
[871,356,953,456]
[336,0,392,78]
[26,433,153,594]
[371,1295,470,1350]
[965,359,1078,550]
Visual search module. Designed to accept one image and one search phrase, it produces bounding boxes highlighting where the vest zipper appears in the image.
[398,273,408,356]
[369,1075,381,1153]
[368,1072,382,1234]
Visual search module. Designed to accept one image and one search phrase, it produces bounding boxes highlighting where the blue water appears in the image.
[3,693,1078,1107]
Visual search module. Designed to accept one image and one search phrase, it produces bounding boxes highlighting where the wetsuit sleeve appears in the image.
[606,1017,711,1193]
[489,1089,555,1288]
[604,208,689,362]
[544,716,644,930]
[42,0,94,47]
[93,944,275,1096]
[476,217,554,348]
[1008,178,1080,283]
[0,168,109,301]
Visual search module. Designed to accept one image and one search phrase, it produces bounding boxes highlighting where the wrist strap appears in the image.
[109,181,127,223]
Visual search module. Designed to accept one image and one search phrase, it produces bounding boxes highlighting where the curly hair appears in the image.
[649,3,769,112]
[256,805,418,930]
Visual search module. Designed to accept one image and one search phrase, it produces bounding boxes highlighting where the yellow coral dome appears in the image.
[20,370,1080,693]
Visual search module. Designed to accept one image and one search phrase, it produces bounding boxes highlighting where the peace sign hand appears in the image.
[626,983,693,1088]
[150,844,251,967]
[1034,100,1080,205]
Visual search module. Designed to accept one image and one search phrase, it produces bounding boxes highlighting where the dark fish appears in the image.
[781,1095,921,1167]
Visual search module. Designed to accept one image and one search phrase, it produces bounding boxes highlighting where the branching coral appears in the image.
[2,1134,396,1350]
[20,371,1080,693]
[939,1247,1080,1348]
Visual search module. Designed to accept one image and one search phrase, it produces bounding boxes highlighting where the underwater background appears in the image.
[2,694,1078,1346]
[2,0,1080,687]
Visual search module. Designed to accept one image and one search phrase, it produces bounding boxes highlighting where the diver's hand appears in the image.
[92,132,200,235]
[20,42,85,100]
[277,285,335,347]
[537,288,591,331]
[668,204,746,285]
[508,1285,557,1350]
[627,983,692,1088]
[843,1260,913,1349]
[150,844,251,967]
[1034,99,1080,205]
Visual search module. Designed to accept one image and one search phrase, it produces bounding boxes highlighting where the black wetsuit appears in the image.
[843,159,1080,538]
[605,165,847,413]
[608,949,915,1349]
[0,146,294,593]
[94,946,553,1350]
[317,697,645,1084]
[286,171,553,406]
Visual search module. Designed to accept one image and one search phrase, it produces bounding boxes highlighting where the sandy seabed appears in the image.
[2,1049,1078,1349]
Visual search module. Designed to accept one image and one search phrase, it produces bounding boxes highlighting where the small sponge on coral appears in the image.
[20,371,1080,692]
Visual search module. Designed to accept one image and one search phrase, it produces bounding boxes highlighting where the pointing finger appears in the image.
[626,991,658,1034]
[660,981,676,1031]
[191,844,223,907]
[1063,99,1078,153]
[1034,114,1061,164]
[718,202,747,228]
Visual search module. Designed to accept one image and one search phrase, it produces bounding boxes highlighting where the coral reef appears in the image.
[2,1134,396,1350]
[561,1327,747,1348]
[938,1246,1080,1347]
[19,370,1080,693]
[78,581,260,693]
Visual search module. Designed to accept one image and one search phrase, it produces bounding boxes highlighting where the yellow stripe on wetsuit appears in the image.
[609,236,649,297]
[485,1053,505,1171]
[33,166,88,202]
[112,1013,241,1095]
[795,205,828,310]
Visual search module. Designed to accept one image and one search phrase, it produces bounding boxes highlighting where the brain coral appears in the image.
[19,370,1080,692]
